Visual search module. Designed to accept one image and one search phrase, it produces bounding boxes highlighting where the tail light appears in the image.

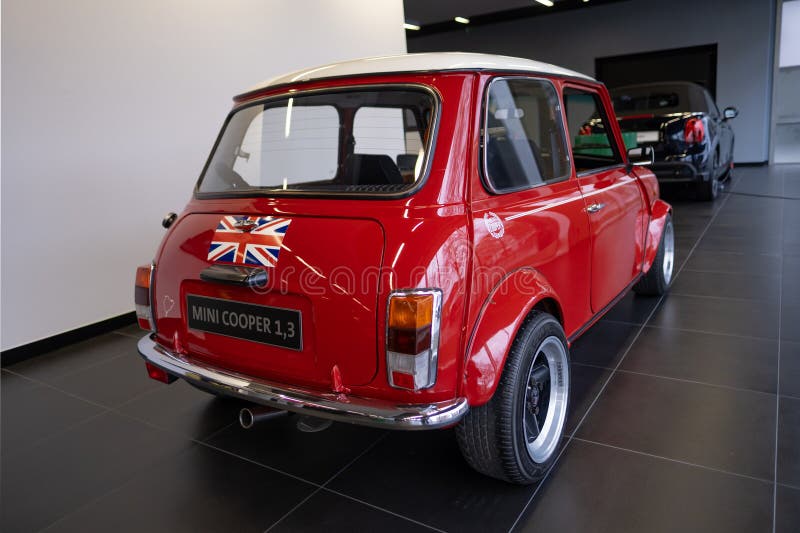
[135,264,155,331]
[386,289,442,390]
[684,117,705,144]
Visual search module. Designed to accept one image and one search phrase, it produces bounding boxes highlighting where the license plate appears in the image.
[636,131,659,143]
[186,295,302,351]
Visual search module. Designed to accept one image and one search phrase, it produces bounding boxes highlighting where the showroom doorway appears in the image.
[595,44,718,96]
[772,0,800,164]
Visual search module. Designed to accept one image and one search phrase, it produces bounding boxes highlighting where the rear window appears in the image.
[611,84,709,116]
[198,88,436,196]
[612,92,681,114]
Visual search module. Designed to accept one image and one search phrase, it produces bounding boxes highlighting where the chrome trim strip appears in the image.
[137,335,468,430]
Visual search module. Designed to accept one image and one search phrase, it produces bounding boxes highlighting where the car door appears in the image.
[469,76,593,337]
[716,102,736,169]
[562,85,646,313]
[703,89,728,172]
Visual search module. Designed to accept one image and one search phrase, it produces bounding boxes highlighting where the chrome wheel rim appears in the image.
[523,336,569,464]
[662,219,675,285]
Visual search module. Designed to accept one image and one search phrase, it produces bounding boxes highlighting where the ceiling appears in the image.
[403,0,536,25]
[403,0,629,35]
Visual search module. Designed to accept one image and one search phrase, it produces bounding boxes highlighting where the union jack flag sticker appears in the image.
[207,216,291,267]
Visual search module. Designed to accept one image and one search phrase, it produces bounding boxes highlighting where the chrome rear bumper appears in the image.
[137,335,468,430]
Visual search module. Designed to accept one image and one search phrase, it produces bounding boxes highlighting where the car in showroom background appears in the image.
[134,52,674,484]
[609,81,737,201]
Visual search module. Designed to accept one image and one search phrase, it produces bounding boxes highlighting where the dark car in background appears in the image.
[610,82,737,200]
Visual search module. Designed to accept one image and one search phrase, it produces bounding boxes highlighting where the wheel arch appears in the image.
[460,267,564,407]
[643,199,672,273]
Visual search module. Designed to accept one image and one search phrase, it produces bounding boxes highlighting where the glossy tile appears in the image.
[782,302,800,342]
[514,439,772,533]
[206,413,385,484]
[271,489,437,533]
[567,363,612,433]
[696,233,783,254]
[45,444,315,533]
[670,269,779,303]
[114,323,145,338]
[781,341,800,399]
[783,255,800,303]
[600,292,661,325]
[576,372,776,480]
[569,321,640,368]
[683,250,781,276]
[776,484,800,533]
[650,293,779,339]
[52,352,162,407]
[622,327,778,393]
[328,430,535,532]
[1,373,105,457]
[9,333,138,383]
[778,396,800,487]
[0,411,191,532]
[117,380,243,440]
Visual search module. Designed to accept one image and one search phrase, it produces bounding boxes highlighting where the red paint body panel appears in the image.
[144,68,672,409]
[643,199,672,273]
[577,167,646,312]
[461,268,561,405]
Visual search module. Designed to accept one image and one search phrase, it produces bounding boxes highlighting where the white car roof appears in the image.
[240,52,595,96]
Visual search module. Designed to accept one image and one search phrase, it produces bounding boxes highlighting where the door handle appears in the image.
[586,203,605,214]
[200,264,267,287]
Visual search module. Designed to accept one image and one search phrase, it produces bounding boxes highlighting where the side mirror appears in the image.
[723,107,739,120]
[627,145,654,167]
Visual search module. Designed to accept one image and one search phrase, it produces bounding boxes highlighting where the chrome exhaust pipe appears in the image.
[239,406,288,429]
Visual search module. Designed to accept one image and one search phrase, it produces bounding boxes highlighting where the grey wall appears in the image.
[1,0,406,351]
[409,0,775,163]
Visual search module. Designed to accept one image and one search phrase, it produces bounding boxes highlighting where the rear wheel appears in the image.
[697,150,721,201]
[634,214,674,296]
[456,311,570,484]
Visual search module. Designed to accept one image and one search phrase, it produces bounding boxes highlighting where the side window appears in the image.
[484,78,570,192]
[704,90,720,118]
[563,88,623,173]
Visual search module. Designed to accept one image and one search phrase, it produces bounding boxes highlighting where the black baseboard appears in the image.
[1,312,137,367]
[735,161,769,167]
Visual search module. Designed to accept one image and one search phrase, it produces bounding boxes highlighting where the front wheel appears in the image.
[633,214,674,296]
[456,311,570,484]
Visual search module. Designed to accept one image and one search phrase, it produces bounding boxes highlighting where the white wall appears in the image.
[1,0,407,351]
[409,0,776,163]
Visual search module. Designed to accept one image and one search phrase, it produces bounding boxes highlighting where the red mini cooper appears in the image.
[135,53,673,484]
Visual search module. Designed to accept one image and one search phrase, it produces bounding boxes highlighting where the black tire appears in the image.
[697,150,720,201]
[634,214,674,296]
[456,311,570,484]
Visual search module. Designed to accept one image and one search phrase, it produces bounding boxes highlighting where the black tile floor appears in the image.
[2,164,799,532]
